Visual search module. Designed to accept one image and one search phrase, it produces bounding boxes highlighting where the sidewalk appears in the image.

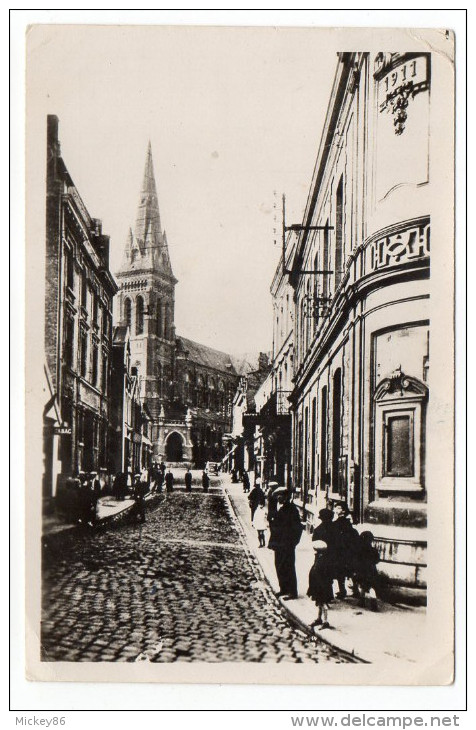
[42,493,158,536]
[42,469,208,536]
[224,478,428,666]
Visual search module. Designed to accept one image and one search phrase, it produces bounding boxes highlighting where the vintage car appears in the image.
[206,461,219,475]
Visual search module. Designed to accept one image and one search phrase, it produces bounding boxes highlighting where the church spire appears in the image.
[118,141,176,281]
[134,140,162,249]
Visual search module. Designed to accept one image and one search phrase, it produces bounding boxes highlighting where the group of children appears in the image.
[250,496,380,630]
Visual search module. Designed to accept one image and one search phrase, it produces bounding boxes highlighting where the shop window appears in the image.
[136,296,144,335]
[374,368,427,493]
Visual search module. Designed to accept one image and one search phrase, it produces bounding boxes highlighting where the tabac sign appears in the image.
[375,53,430,135]
[53,425,72,435]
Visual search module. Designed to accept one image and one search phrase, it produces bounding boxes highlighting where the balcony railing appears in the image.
[259,390,292,418]
[276,390,292,415]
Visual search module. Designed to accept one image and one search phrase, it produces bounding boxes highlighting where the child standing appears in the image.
[252,503,268,548]
[354,531,380,611]
[307,539,334,630]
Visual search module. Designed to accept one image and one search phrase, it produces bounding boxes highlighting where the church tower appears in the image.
[116,142,177,424]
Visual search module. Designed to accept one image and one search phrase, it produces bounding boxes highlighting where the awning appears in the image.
[43,362,62,424]
[220,444,237,464]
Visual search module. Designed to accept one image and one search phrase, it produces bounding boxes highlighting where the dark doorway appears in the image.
[165,432,184,462]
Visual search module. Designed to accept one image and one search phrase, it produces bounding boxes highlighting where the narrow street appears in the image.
[41,480,353,663]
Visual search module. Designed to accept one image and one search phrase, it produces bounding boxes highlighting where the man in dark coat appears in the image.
[242,471,250,493]
[165,469,174,493]
[248,480,265,520]
[266,482,280,525]
[132,474,147,523]
[202,470,210,492]
[268,489,304,600]
[156,468,164,493]
[331,501,360,598]
[184,468,193,492]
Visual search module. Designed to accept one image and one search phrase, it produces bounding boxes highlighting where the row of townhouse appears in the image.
[243,49,453,601]
[43,116,153,504]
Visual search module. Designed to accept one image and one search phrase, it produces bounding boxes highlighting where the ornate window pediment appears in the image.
[374,367,428,402]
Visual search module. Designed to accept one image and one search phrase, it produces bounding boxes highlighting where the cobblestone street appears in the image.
[41,486,353,663]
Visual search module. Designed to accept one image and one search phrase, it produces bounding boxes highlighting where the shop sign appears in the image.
[54,426,72,435]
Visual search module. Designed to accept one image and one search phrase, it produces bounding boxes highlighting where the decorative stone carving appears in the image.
[374,367,428,401]
[370,220,430,271]
[376,54,430,135]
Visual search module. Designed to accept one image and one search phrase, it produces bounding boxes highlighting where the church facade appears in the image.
[115,144,254,467]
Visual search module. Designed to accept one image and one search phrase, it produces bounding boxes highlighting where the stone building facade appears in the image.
[116,144,254,467]
[252,233,297,487]
[288,52,441,599]
[43,115,118,499]
[110,325,152,479]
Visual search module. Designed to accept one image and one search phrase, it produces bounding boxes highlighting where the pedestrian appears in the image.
[231,468,238,483]
[331,501,360,599]
[165,469,174,493]
[185,467,193,492]
[252,503,268,548]
[312,508,334,563]
[202,470,210,492]
[132,474,146,523]
[90,471,101,525]
[156,467,164,493]
[160,461,166,474]
[62,475,80,522]
[113,471,127,501]
[354,531,380,611]
[77,472,92,526]
[266,481,280,525]
[148,463,157,493]
[307,539,333,630]
[248,479,265,521]
[242,471,250,493]
[268,488,304,600]
[140,465,149,488]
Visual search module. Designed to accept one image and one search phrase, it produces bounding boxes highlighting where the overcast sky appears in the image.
[28,25,337,355]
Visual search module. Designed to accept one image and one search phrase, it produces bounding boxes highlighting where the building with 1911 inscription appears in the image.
[288,52,432,600]
[43,115,118,500]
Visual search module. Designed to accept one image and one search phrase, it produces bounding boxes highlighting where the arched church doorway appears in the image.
[165,432,184,462]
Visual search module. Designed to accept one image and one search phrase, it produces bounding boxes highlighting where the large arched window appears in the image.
[124,298,131,330]
[136,296,144,335]
[209,378,216,409]
[156,361,163,398]
[197,374,205,408]
[157,300,163,337]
